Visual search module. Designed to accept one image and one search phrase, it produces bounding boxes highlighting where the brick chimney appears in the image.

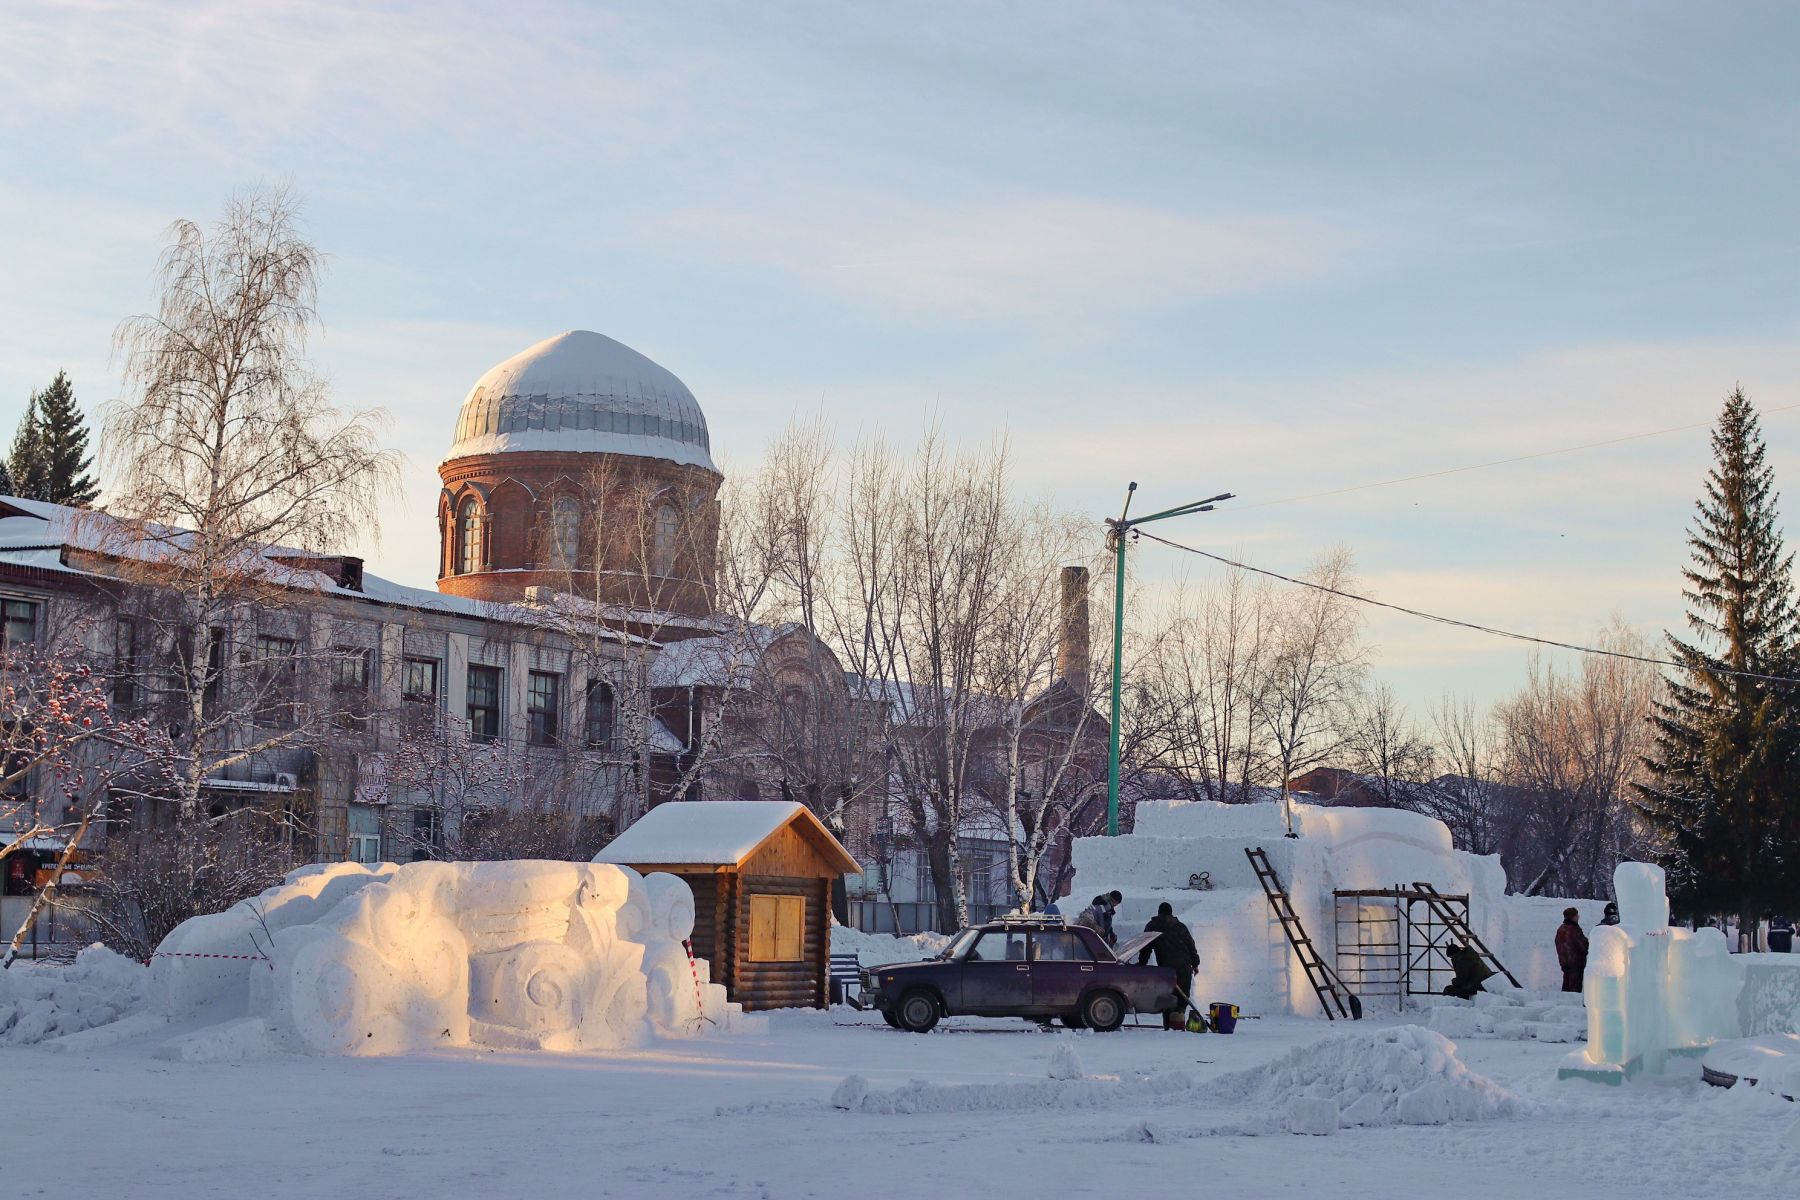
[1057,565,1090,694]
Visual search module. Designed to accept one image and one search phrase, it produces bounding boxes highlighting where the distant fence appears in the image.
[0,895,102,961]
[846,899,1008,936]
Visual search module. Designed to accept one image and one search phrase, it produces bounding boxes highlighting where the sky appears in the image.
[3,1,1799,714]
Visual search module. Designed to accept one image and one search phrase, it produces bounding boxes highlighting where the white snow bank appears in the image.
[829,923,948,965]
[150,859,756,1056]
[832,1024,1521,1131]
[1209,1024,1524,1127]
[0,945,146,1045]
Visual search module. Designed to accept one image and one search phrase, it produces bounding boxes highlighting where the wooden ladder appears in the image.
[1245,847,1360,1020]
[1410,880,1521,988]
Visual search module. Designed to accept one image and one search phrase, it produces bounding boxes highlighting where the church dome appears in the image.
[445,330,717,473]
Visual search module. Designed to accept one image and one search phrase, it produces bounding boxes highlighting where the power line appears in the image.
[1221,401,1800,513]
[1132,527,1800,686]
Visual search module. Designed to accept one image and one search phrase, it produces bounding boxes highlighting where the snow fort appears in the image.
[150,859,753,1055]
[1069,798,1611,1018]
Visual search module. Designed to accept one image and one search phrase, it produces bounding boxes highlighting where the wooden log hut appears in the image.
[594,800,859,1011]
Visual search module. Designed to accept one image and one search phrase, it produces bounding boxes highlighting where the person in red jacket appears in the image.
[1556,907,1590,993]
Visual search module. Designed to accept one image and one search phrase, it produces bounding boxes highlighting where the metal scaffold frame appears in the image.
[1332,887,1473,1010]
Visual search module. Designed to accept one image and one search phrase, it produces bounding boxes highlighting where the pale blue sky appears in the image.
[4,1,1799,712]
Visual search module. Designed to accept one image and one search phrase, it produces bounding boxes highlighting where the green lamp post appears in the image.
[1103,482,1234,835]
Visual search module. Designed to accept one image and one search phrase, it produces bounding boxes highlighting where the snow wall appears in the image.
[1070,799,1608,1018]
[151,859,752,1055]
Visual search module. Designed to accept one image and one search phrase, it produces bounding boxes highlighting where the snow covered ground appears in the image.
[5,989,1794,1198]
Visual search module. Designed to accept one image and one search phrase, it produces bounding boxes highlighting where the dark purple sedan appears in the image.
[861,917,1178,1032]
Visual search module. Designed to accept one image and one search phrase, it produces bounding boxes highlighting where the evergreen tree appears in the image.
[9,372,99,506]
[0,447,12,496]
[8,393,47,500]
[1636,388,1800,933]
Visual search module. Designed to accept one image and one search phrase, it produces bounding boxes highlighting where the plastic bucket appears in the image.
[1208,1002,1239,1034]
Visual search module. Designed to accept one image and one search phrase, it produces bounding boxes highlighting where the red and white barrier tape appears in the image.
[149,950,274,970]
[681,938,712,1026]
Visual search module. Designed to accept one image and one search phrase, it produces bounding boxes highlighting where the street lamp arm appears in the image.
[1103,485,1231,837]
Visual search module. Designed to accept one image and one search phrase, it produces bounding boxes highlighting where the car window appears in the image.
[969,931,1028,962]
[1031,930,1093,962]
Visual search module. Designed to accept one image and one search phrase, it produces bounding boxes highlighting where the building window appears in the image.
[551,495,580,568]
[402,657,440,706]
[748,893,806,962]
[201,627,226,716]
[527,670,560,746]
[347,803,382,864]
[466,664,502,742]
[653,503,678,574]
[333,647,371,729]
[584,679,615,748]
[409,807,438,862]
[113,617,139,712]
[1,599,38,648]
[253,634,298,726]
[457,497,484,574]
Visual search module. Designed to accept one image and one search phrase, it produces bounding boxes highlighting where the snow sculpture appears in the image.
[152,859,745,1056]
[1561,862,1744,1083]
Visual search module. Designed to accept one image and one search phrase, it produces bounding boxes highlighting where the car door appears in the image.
[958,930,1032,1014]
[1029,929,1097,1011]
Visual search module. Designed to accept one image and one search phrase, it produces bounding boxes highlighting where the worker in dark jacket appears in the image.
[1599,901,1620,927]
[1138,901,1200,1029]
[1443,942,1495,999]
[1771,915,1794,954]
[1555,907,1590,993]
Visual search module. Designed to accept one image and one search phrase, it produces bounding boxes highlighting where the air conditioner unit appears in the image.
[274,772,299,790]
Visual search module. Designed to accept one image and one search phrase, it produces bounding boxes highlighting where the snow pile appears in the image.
[828,923,948,965]
[150,859,753,1056]
[1422,991,1586,1043]
[0,945,146,1045]
[1047,1039,1086,1080]
[832,1025,1520,1131]
[1209,1025,1524,1127]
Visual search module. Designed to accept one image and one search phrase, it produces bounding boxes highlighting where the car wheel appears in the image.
[896,989,940,1033]
[1081,990,1125,1032]
[880,1009,901,1028]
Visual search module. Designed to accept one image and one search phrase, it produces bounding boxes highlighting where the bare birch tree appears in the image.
[1260,548,1366,835]
[94,187,399,943]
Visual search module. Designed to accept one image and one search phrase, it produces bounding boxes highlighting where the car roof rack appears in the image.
[993,913,1068,926]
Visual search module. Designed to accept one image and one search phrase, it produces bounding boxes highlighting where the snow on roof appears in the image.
[648,623,799,688]
[0,495,641,640]
[445,331,717,473]
[594,800,857,871]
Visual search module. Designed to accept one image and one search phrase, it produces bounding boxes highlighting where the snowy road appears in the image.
[8,1009,1794,1199]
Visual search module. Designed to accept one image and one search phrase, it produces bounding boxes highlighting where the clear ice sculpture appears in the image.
[1560,862,1745,1084]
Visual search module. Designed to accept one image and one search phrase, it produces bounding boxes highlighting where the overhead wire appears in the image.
[1131,527,1800,686]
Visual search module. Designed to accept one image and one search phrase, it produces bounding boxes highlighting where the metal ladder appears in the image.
[1410,881,1521,988]
[1245,847,1361,1020]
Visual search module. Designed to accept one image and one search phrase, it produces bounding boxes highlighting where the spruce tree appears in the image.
[26,372,99,505]
[1636,388,1800,933]
[8,394,47,500]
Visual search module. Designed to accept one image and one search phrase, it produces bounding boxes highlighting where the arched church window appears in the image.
[653,503,679,574]
[551,496,581,568]
[457,497,484,574]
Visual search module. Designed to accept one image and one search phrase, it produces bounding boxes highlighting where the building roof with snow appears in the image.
[594,800,858,874]
[444,330,717,473]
